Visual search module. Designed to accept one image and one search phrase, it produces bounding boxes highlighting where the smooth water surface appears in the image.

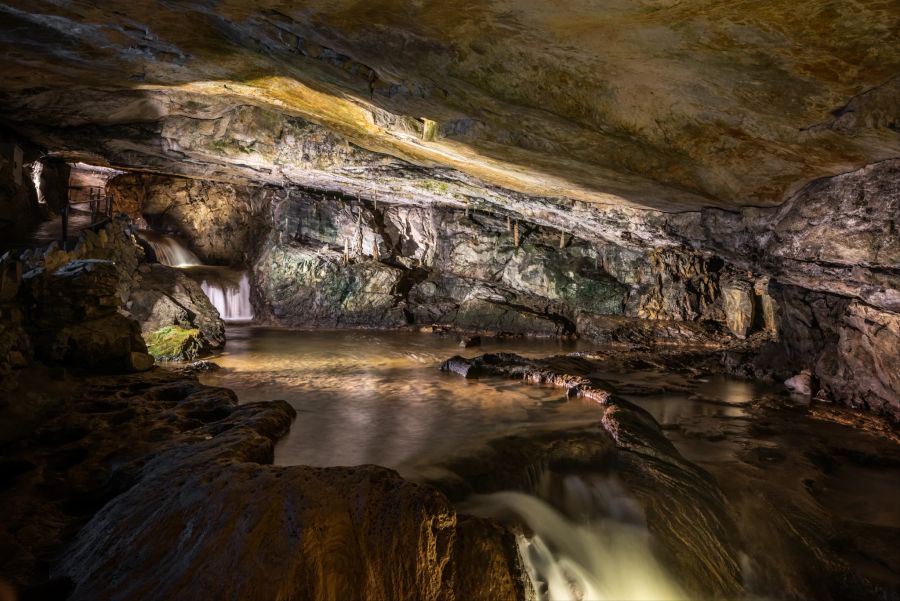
[200,327,600,477]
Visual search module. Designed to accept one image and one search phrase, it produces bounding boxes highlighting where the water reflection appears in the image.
[200,327,599,477]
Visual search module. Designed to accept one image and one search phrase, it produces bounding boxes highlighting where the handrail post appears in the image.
[61,202,69,248]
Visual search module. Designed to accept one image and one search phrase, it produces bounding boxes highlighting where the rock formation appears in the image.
[0,3,897,600]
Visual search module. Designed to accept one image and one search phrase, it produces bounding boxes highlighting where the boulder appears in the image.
[128,263,225,351]
[45,312,153,372]
[143,326,209,362]
[784,370,813,396]
[25,259,153,372]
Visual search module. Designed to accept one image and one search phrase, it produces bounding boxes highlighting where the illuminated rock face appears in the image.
[0,5,897,402]
[0,1,897,209]
[102,158,898,418]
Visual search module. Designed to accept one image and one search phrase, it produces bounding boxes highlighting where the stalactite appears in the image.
[514,220,520,247]
[344,238,350,265]
[559,230,566,249]
[355,209,364,257]
[465,199,470,218]
[507,215,511,232]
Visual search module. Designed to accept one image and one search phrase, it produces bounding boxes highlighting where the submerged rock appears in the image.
[785,370,813,396]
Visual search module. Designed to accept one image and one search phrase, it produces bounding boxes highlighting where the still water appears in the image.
[199,327,602,478]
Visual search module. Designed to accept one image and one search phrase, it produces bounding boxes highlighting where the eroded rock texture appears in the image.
[0,367,525,601]
[0,2,897,209]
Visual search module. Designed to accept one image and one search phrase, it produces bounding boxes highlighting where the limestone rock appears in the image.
[128,263,225,351]
[821,301,900,418]
[784,370,813,396]
[144,326,208,362]
[254,244,408,328]
[722,280,755,339]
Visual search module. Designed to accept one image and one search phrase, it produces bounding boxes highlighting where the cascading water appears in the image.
[138,230,201,267]
[200,271,254,322]
[138,231,253,322]
[465,474,687,601]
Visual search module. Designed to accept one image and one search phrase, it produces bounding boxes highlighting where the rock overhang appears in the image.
[0,0,897,212]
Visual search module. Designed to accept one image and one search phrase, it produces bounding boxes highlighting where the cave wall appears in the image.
[111,174,756,343]
[0,131,41,240]
[107,173,272,266]
[103,164,898,418]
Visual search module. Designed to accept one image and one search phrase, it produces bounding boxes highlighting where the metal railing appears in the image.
[62,186,113,247]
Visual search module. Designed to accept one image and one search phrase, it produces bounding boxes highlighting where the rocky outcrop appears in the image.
[0,366,524,601]
[128,263,225,358]
[25,259,153,372]
[107,173,271,266]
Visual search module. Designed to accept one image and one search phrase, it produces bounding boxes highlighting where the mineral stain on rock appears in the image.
[0,2,897,600]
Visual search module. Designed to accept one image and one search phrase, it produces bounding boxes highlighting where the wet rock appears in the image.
[785,370,813,396]
[144,326,208,362]
[180,360,221,374]
[459,334,481,348]
[722,280,754,338]
[128,263,225,352]
[57,457,522,601]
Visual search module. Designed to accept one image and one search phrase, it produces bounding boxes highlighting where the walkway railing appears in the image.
[62,186,112,248]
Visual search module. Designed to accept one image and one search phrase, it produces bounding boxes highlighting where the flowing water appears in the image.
[196,269,253,321]
[464,474,688,601]
[196,327,900,600]
[139,230,201,267]
[138,232,254,321]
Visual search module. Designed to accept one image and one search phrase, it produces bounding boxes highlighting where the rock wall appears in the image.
[687,161,900,419]
[107,173,272,266]
[253,191,745,341]
[102,161,897,417]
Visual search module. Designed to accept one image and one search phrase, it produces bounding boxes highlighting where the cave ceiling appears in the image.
[0,0,898,211]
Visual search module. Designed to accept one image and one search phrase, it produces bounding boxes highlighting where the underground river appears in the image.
[195,326,900,600]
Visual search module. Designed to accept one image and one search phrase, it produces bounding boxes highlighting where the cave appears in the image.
[0,3,898,601]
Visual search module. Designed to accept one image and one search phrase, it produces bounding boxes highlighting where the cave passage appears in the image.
[0,4,898,601]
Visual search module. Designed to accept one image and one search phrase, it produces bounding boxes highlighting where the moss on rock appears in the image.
[144,326,207,362]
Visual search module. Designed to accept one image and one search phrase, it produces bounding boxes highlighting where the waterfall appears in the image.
[138,231,253,322]
[465,475,687,601]
[200,271,253,322]
[139,230,200,267]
